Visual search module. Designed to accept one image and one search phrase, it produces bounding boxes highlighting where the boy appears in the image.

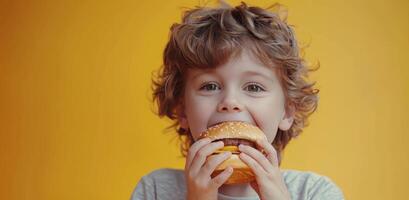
[131,1,344,200]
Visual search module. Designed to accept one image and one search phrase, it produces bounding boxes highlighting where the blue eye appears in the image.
[245,83,265,92]
[199,83,220,91]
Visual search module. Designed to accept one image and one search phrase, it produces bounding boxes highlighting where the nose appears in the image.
[217,91,243,113]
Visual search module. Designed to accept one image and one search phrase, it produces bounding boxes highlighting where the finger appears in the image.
[256,139,279,168]
[239,152,266,178]
[210,166,233,188]
[189,141,224,175]
[185,138,211,169]
[239,144,274,174]
[199,151,232,178]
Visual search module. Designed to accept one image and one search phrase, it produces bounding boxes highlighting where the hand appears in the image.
[185,138,233,200]
[238,138,291,200]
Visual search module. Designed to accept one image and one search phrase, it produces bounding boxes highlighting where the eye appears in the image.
[199,82,220,91]
[244,83,266,92]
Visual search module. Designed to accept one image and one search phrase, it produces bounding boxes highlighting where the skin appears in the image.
[178,50,294,200]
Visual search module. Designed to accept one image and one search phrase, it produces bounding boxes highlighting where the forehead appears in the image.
[186,50,279,81]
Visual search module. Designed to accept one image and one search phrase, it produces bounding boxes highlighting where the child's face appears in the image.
[178,50,294,143]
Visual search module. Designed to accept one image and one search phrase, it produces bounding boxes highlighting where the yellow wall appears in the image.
[1,0,408,199]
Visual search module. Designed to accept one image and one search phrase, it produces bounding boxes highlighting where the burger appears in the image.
[199,121,266,184]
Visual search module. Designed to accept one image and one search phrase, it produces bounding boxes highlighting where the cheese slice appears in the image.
[214,145,239,154]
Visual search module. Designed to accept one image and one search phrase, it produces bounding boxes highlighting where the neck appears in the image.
[218,182,258,197]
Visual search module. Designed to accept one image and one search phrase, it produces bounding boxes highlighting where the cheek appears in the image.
[258,114,281,143]
[250,98,285,143]
[184,95,215,140]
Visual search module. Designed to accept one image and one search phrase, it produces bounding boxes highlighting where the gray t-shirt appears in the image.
[130,168,344,200]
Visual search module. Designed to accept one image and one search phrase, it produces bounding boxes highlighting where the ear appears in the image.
[278,103,295,131]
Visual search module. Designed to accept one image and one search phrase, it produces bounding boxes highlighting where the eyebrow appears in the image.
[241,70,274,81]
[190,69,274,82]
[190,70,213,81]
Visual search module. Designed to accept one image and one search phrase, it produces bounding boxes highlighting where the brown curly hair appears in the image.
[151,1,319,166]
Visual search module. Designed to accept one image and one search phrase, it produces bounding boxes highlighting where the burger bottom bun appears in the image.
[211,154,255,184]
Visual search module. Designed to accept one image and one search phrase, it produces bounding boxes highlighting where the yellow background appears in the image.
[1,0,408,199]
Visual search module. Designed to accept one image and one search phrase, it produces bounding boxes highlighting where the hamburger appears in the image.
[199,121,266,184]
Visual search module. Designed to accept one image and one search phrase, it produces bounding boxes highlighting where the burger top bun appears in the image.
[199,121,266,142]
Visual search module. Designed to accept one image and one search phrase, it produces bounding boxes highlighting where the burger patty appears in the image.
[213,138,256,148]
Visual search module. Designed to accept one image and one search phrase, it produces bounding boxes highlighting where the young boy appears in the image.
[131,1,344,200]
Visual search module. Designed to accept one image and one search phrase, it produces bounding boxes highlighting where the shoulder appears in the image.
[142,168,185,182]
[281,169,345,200]
[130,168,186,200]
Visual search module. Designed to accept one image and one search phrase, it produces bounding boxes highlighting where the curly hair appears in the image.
[151,1,319,166]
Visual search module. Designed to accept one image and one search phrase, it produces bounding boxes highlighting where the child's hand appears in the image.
[238,138,291,200]
[184,138,233,200]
